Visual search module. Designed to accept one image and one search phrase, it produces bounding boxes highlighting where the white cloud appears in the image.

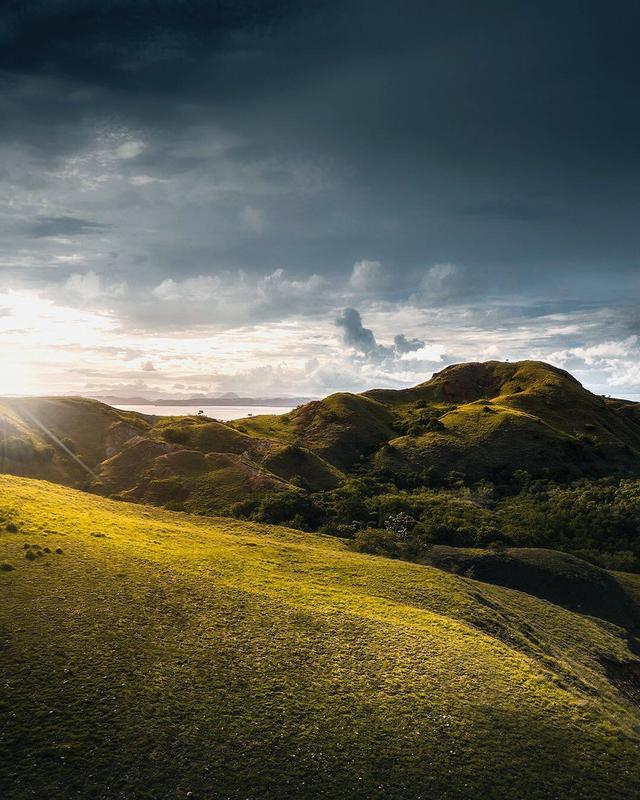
[153,275,222,302]
[115,140,146,159]
[400,343,447,362]
[349,259,389,292]
[412,263,466,304]
[65,271,127,301]
[256,268,324,301]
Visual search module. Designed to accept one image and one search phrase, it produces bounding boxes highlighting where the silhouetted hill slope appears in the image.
[2,475,640,799]
[425,545,640,631]
[0,398,339,512]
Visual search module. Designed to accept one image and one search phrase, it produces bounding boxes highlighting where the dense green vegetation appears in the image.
[2,476,640,799]
[231,475,640,573]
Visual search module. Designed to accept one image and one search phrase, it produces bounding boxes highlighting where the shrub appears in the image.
[317,521,359,539]
[353,528,401,558]
[6,522,18,533]
[0,562,14,571]
[252,492,322,530]
[55,548,64,555]
[4,437,37,462]
[384,511,417,539]
[25,550,36,561]
[38,445,56,462]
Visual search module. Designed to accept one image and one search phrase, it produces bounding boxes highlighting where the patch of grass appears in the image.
[233,393,396,470]
[183,454,295,514]
[1,475,640,799]
[262,444,344,491]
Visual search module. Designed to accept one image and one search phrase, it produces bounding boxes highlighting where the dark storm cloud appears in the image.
[336,308,378,355]
[336,307,428,365]
[394,334,425,354]
[1,0,640,307]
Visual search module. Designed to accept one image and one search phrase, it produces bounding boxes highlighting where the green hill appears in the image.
[1,475,640,799]
[234,392,397,470]
[3,361,640,523]
[0,397,148,485]
[0,400,308,514]
[366,361,640,482]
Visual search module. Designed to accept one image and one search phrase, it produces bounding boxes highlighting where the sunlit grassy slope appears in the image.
[1,476,640,799]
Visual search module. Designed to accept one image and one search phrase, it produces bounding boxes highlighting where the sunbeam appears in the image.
[17,405,97,479]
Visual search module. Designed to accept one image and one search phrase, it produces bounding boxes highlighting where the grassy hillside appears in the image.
[0,401,307,514]
[424,545,640,630]
[1,363,640,583]
[232,392,397,470]
[369,361,640,481]
[4,361,640,528]
[0,397,147,485]
[1,476,640,799]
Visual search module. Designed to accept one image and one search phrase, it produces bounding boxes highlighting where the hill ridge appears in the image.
[2,360,640,515]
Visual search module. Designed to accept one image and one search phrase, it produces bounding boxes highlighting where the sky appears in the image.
[1,0,640,399]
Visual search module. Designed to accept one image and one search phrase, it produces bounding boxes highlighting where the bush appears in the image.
[317,521,359,539]
[353,528,401,558]
[0,562,14,571]
[5,522,18,533]
[248,491,322,530]
[37,444,56,462]
[4,437,37,462]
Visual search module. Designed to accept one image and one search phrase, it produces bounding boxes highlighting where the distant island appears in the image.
[88,394,314,407]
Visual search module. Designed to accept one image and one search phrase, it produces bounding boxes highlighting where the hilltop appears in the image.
[1,475,640,799]
[234,360,640,480]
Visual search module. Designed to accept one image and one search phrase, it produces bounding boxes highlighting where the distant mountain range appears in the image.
[88,394,314,407]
